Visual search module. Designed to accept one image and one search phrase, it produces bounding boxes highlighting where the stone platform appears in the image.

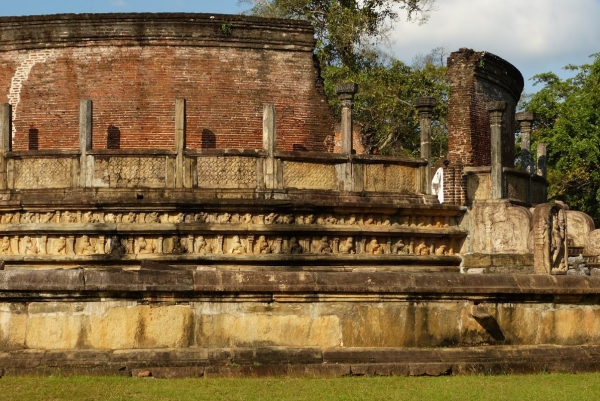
[2,270,600,377]
[3,345,600,378]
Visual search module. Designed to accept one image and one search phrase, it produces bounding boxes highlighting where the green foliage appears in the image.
[242,0,435,71]
[221,23,233,35]
[323,56,448,157]
[243,0,446,157]
[523,54,600,222]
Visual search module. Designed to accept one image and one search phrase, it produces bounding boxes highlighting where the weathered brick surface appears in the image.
[445,49,524,205]
[0,13,335,151]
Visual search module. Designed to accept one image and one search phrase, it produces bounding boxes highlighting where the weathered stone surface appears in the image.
[0,269,84,291]
[20,302,194,350]
[471,200,532,254]
[586,229,600,256]
[567,210,595,247]
[2,345,600,376]
[84,269,193,292]
[195,304,341,348]
[463,254,534,275]
[132,366,204,378]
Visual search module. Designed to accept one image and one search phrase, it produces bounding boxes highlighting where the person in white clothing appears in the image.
[431,160,449,203]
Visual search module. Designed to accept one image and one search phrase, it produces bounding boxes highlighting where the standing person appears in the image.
[431,160,449,203]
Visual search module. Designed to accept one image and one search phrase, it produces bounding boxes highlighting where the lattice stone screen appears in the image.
[13,158,73,189]
[197,156,257,189]
[363,164,416,192]
[283,161,337,190]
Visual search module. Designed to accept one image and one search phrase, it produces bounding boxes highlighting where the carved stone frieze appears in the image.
[0,231,458,257]
[0,203,463,261]
[0,210,458,230]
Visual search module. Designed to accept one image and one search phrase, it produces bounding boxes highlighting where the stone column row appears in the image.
[487,105,547,200]
[415,97,436,195]
[516,111,546,178]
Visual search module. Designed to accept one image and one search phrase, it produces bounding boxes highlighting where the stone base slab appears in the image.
[2,345,600,378]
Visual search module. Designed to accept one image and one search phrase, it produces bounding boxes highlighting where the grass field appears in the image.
[2,374,600,401]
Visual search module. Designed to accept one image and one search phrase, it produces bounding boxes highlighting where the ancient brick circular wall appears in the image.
[447,49,524,168]
[0,13,335,151]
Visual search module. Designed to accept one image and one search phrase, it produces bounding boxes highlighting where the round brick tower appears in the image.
[0,13,335,151]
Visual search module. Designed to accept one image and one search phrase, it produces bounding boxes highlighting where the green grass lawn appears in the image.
[1,374,600,401]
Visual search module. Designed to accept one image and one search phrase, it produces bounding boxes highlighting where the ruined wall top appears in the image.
[0,13,334,151]
[447,48,524,168]
[0,13,316,52]
[447,49,524,102]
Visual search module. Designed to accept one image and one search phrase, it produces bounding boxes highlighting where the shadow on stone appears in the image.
[202,129,216,148]
[28,128,39,150]
[107,125,121,149]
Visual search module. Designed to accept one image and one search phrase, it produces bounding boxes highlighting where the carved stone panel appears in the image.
[471,200,532,254]
[94,156,166,188]
[566,210,595,248]
[505,174,528,203]
[586,229,600,256]
[197,157,257,189]
[283,162,337,190]
[363,164,416,193]
[533,203,569,275]
[13,158,72,189]
[467,173,492,202]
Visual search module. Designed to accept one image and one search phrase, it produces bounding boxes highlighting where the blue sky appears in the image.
[0,0,248,15]
[1,0,598,94]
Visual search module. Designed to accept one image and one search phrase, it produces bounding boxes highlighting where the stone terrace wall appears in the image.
[0,13,335,151]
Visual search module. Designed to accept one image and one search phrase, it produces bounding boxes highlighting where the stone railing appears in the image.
[462,104,548,207]
[0,99,429,198]
[465,166,547,206]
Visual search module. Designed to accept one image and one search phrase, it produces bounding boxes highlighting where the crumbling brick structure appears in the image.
[0,13,335,151]
[445,49,524,205]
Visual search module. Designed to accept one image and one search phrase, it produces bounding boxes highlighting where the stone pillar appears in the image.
[537,143,547,179]
[537,142,548,202]
[263,104,280,190]
[79,99,93,188]
[0,103,11,190]
[39,235,47,255]
[97,236,105,255]
[487,101,506,199]
[187,235,194,254]
[336,83,358,154]
[247,235,255,254]
[516,111,534,172]
[415,97,436,194]
[175,98,186,188]
[67,236,76,255]
[335,83,358,191]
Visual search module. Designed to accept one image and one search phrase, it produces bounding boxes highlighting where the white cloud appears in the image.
[388,0,600,91]
[110,0,127,7]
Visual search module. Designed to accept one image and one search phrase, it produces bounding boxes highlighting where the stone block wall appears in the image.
[0,13,335,152]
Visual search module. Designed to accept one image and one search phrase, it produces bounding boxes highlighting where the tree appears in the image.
[322,52,448,157]
[242,0,436,71]
[243,0,446,157]
[522,54,600,223]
